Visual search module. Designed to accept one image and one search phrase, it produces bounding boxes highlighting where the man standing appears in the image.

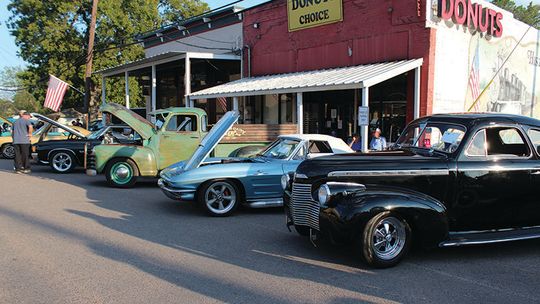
[369,128,387,151]
[12,110,33,174]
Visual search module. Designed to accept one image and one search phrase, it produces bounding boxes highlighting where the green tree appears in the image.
[492,0,540,27]
[7,0,209,112]
[0,99,18,118]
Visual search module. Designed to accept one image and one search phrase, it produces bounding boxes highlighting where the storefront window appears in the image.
[239,94,296,125]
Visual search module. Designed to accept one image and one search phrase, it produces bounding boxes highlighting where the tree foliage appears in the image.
[491,0,540,28]
[0,66,41,116]
[7,0,209,111]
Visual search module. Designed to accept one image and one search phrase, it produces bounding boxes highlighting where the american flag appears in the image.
[468,44,480,112]
[44,75,69,112]
[217,97,228,112]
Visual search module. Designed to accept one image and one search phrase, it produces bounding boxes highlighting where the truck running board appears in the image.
[440,225,540,247]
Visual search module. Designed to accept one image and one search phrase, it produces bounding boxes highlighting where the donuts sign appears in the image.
[438,0,503,37]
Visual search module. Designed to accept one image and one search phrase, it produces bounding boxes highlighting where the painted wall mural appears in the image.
[427,0,540,118]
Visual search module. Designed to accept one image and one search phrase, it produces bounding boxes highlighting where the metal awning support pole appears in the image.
[232,96,239,113]
[151,65,157,120]
[414,66,421,119]
[296,92,303,134]
[125,71,130,109]
[185,55,191,107]
[101,76,106,105]
[361,87,369,153]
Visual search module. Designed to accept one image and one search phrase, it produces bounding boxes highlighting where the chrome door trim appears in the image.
[328,169,449,177]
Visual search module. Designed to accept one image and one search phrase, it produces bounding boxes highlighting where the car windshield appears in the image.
[87,128,105,139]
[259,138,300,159]
[395,122,466,154]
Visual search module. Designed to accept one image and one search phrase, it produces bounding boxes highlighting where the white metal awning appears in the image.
[189,58,423,99]
[96,51,241,77]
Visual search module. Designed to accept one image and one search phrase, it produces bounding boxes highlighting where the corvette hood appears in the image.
[32,113,87,138]
[100,103,155,139]
[182,111,239,172]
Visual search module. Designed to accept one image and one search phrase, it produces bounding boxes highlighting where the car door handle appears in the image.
[531,170,540,175]
[255,170,267,175]
[190,136,198,139]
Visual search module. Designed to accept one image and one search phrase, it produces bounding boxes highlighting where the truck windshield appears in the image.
[395,122,466,153]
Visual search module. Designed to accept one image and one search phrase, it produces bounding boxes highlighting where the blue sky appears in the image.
[0,0,537,70]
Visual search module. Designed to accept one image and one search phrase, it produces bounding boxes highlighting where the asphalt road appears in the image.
[0,159,539,304]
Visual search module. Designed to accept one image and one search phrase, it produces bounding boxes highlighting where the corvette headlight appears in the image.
[281,174,290,190]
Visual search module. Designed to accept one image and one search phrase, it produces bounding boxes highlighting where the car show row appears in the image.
[5,104,540,268]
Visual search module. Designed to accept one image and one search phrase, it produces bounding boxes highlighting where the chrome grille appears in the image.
[290,182,320,231]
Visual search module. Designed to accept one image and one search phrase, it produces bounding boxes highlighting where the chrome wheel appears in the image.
[2,144,15,159]
[371,217,406,261]
[51,152,73,172]
[204,181,237,215]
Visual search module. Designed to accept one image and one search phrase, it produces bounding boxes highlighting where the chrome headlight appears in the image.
[281,174,290,190]
[317,184,331,206]
[317,182,366,207]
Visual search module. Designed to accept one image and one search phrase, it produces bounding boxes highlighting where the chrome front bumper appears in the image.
[158,178,196,201]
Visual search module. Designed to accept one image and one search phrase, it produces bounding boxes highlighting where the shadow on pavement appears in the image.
[2,159,540,303]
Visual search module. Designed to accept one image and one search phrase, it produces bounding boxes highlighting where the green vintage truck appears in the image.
[86,103,209,187]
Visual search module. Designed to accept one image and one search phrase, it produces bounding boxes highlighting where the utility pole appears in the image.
[84,0,99,126]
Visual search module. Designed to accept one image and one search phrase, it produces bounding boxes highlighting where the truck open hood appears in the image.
[182,111,239,171]
[31,113,87,138]
[100,103,155,140]
[0,115,12,126]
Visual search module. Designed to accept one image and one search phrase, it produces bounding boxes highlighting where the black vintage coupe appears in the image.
[35,121,138,173]
[283,113,540,268]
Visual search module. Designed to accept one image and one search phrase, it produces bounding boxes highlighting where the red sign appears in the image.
[438,0,503,37]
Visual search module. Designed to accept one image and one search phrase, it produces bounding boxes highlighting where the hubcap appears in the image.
[110,162,133,185]
[52,153,72,172]
[205,182,236,214]
[3,145,15,158]
[371,217,406,261]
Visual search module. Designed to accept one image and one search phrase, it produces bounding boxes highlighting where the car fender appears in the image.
[47,148,80,165]
[329,187,449,247]
[166,162,251,195]
[94,145,157,176]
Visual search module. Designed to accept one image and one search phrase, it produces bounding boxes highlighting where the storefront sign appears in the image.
[358,106,369,126]
[287,0,343,32]
[438,0,503,37]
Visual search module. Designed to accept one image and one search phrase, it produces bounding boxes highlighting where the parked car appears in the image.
[158,111,353,216]
[284,113,540,268]
[34,118,135,173]
[0,115,12,136]
[0,114,89,159]
[86,103,209,188]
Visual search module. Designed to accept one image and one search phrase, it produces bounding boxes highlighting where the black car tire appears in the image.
[1,144,15,159]
[105,158,139,188]
[49,151,76,173]
[198,180,240,217]
[294,225,310,236]
[360,211,411,268]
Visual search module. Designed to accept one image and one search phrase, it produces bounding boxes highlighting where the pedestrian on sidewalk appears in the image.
[12,110,33,174]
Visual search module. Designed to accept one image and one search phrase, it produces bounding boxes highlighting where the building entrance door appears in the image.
[303,90,355,142]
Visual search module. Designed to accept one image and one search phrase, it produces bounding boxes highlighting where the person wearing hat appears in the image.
[369,128,387,151]
[12,110,33,173]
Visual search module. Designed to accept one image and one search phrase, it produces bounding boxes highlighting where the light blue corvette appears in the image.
[158,111,352,216]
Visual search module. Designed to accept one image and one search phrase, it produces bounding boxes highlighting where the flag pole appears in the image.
[49,75,84,95]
